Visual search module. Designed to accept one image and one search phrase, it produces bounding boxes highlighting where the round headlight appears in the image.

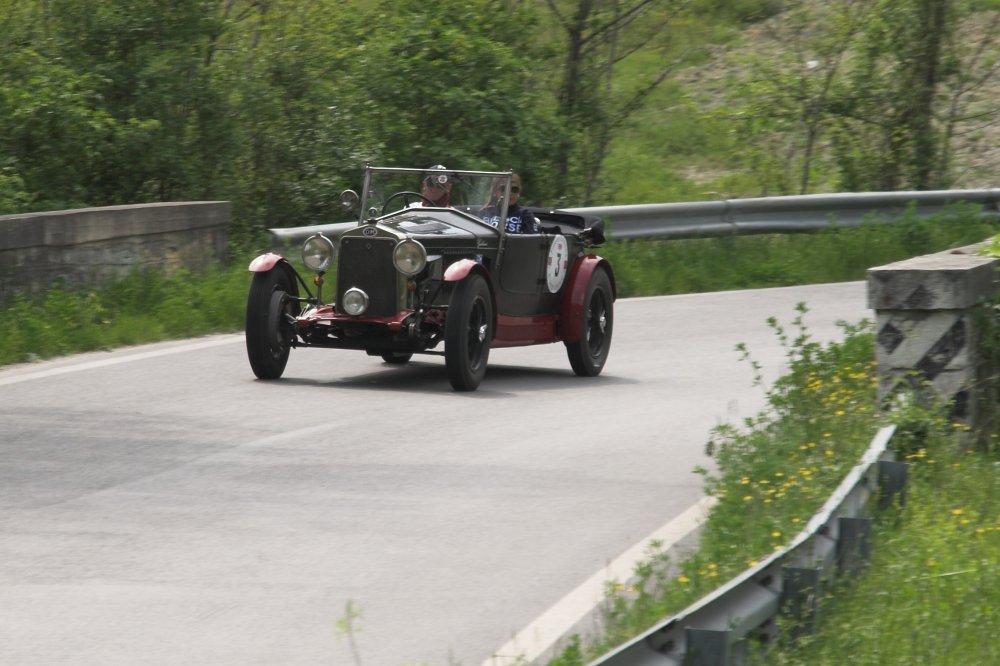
[302,233,335,272]
[342,287,369,316]
[393,239,427,276]
[339,189,359,212]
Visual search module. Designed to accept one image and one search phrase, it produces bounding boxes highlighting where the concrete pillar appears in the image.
[867,245,998,447]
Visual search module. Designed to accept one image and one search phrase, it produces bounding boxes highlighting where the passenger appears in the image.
[419,164,452,207]
[479,172,539,233]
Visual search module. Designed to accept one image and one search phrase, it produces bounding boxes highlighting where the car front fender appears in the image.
[443,258,482,282]
[248,253,286,273]
[248,253,302,296]
[560,254,616,343]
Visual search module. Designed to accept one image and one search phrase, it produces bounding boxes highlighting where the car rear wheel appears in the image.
[245,268,298,379]
[445,273,492,391]
[565,267,613,377]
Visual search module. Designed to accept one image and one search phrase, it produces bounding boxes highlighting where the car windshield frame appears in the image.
[358,166,513,234]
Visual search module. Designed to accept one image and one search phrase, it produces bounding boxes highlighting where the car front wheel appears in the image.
[565,267,613,377]
[445,273,492,391]
[245,268,298,379]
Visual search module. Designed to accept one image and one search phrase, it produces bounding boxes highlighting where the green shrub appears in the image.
[0,264,247,366]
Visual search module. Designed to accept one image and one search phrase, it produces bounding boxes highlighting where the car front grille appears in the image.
[337,237,398,316]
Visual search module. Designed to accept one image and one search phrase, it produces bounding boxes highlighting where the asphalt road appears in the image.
[0,281,871,666]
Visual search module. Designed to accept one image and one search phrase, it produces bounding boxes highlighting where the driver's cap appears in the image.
[424,164,450,186]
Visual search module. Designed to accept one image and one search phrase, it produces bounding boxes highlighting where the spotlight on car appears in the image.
[339,189,359,212]
[342,287,369,316]
[302,233,335,272]
[393,239,427,276]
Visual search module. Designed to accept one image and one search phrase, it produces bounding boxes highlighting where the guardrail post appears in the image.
[867,244,999,448]
[836,516,872,576]
[780,566,823,638]
[683,627,730,666]
[877,459,908,510]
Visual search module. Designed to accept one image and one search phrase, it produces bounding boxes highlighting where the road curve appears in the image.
[0,281,870,666]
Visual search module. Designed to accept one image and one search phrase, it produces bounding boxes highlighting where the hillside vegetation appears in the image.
[2,0,998,252]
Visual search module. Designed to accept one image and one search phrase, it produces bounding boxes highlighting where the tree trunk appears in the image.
[553,0,594,199]
[909,0,948,189]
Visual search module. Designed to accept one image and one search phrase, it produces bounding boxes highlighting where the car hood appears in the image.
[377,209,496,242]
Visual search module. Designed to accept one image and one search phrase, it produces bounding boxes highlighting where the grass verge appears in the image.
[0,264,247,366]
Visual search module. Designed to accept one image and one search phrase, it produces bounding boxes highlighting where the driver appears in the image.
[418,164,452,206]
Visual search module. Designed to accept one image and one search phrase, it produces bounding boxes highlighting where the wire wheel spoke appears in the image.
[467,300,488,366]
[586,292,608,354]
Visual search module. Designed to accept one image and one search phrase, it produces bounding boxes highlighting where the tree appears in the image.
[543,0,683,204]
[726,0,1000,194]
[0,46,117,209]
[203,0,377,242]
[333,0,561,200]
[0,0,241,208]
[724,0,871,195]
[46,0,239,202]
[823,0,998,191]
[926,4,1000,187]
[832,0,956,190]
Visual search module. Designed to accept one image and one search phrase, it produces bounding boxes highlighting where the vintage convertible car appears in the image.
[245,165,615,391]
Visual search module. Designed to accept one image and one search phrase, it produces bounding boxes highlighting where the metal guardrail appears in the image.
[562,189,1000,240]
[586,424,903,666]
[267,189,1000,249]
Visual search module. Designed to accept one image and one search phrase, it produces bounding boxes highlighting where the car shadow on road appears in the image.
[257,360,636,396]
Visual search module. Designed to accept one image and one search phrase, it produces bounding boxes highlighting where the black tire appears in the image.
[565,267,613,377]
[445,273,492,391]
[245,268,298,379]
[380,352,413,364]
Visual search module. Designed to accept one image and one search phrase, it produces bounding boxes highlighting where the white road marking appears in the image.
[0,334,244,387]
[481,495,718,665]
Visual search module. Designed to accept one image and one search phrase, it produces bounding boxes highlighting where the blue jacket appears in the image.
[479,202,539,234]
